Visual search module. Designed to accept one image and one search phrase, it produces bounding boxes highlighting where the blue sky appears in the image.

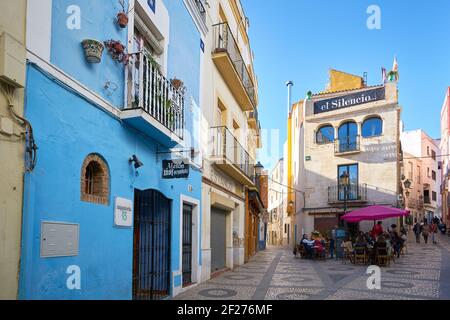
[242,0,450,170]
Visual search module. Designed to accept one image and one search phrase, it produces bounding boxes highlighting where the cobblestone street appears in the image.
[175,233,450,300]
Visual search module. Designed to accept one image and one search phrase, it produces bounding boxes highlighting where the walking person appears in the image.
[328,226,337,259]
[430,220,438,244]
[413,220,422,244]
[422,221,430,244]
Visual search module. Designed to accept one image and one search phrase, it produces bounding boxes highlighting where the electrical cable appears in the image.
[1,82,38,171]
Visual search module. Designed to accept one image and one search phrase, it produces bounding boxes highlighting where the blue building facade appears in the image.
[19,0,203,299]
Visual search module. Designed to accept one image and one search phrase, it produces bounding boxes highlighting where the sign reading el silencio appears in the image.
[314,87,385,114]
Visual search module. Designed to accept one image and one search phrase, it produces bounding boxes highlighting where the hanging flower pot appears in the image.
[117,12,129,28]
[104,39,130,65]
[171,78,184,91]
[81,39,104,64]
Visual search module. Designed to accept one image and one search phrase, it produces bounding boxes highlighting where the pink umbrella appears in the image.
[341,205,410,223]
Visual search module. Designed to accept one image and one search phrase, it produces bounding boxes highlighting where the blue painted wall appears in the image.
[19,0,203,299]
[51,0,128,107]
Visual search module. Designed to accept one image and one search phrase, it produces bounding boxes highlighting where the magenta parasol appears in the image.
[341,205,410,223]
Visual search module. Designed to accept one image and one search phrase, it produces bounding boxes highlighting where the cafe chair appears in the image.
[376,246,390,267]
[354,245,367,265]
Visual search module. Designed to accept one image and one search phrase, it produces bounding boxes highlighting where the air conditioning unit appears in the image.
[0,32,26,88]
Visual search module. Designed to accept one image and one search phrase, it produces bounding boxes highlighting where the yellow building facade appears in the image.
[0,0,27,300]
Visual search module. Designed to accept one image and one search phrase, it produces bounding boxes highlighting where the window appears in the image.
[424,190,430,203]
[81,154,110,205]
[316,125,334,144]
[427,146,430,156]
[338,121,358,152]
[417,165,421,183]
[432,170,437,181]
[427,167,430,178]
[338,164,358,200]
[432,150,436,161]
[432,191,437,201]
[362,117,383,138]
[408,162,413,180]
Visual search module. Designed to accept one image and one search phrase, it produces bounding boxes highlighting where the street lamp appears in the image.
[254,162,264,176]
[403,179,412,190]
[339,171,350,228]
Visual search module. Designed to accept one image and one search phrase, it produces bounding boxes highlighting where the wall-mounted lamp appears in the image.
[254,162,264,176]
[288,201,294,210]
[129,154,144,169]
[403,179,412,190]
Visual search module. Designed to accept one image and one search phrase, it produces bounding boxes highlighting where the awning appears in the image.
[341,205,410,223]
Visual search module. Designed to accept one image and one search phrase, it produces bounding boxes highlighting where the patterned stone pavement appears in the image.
[175,233,450,300]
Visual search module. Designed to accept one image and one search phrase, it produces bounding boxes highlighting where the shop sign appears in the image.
[162,159,189,179]
[314,87,385,114]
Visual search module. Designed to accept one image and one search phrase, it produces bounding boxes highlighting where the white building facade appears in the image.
[401,129,441,222]
[199,0,262,281]
[290,75,402,239]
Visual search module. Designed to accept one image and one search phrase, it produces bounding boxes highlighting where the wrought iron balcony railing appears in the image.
[212,22,256,108]
[128,52,184,140]
[328,183,368,203]
[335,135,361,154]
[210,126,255,181]
[194,0,206,23]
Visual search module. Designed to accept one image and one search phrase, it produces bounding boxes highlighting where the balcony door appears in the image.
[338,164,359,201]
[338,121,358,153]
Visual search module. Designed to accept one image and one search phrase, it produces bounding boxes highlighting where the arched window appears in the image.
[316,125,334,144]
[338,121,358,152]
[362,117,383,137]
[81,154,110,205]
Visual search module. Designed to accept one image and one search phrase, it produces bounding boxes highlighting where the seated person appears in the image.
[355,232,368,246]
[314,239,325,257]
[300,234,315,258]
[364,232,375,246]
[341,237,354,255]
[374,234,387,251]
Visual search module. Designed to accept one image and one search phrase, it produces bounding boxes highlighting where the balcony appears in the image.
[121,52,184,148]
[210,126,255,186]
[328,184,368,204]
[335,136,361,155]
[424,196,431,204]
[247,110,258,130]
[212,22,256,112]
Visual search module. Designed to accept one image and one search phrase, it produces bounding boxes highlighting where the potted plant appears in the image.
[81,39,105,63]
[170,78,184,91]
[117,0,129,28]
[104,39,129,64]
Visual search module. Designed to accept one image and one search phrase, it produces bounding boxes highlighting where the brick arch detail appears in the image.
[80,153,110,205]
